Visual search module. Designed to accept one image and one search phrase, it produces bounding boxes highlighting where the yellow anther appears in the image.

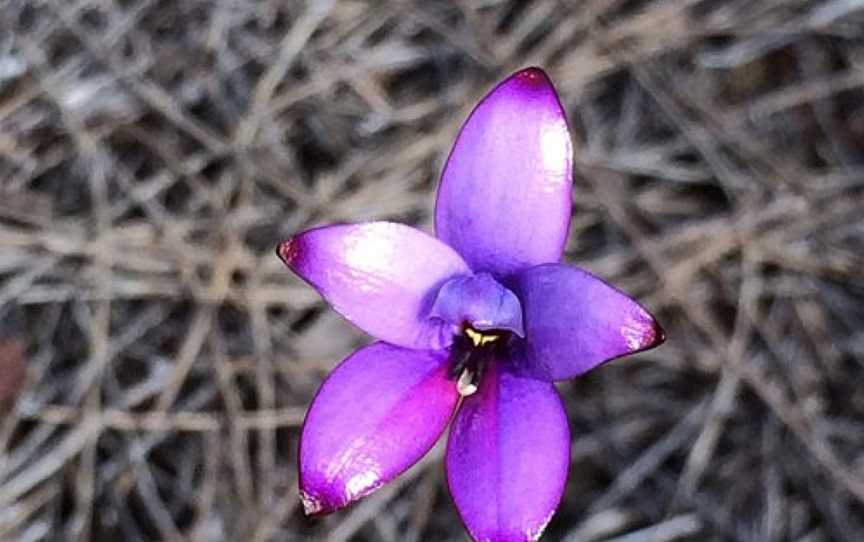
[464,327,500,347]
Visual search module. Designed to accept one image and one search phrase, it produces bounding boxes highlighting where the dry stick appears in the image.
[28,406,218,432]
[3,1,860,540]
[585,67,864,189]
[0,316,67,476]
[0,420,99,507]
[496,0,559,61]
[210,332,258,530]
[627,58,862,494]
[678,370,741,491]
[230,0,339,214]
[657,248,762,536]
[117,123,228,218]
[234,0,337,147]
[405,7,497,66]
[248,283,278,508]
[49,2,229,155]
[402,468,441,542]
[521,0,606,68]
[0,256,57,308]
[654,65,808,196]
[18,38,118,540]
[0,484,57,539]
[602,514,702,542]
[135,460,184,540]
[633,66,763,200]
[266,58,426,118]
[585,400,708,516]
[738,233,864,512]
[154,305,215,412]
[697,0,864,70]
[189,431,222,542]
[249,482,300,542]
[761,419,786,542]
[71,393,99,542]
[746,68,864,121]
[677,251,760,493]
[565,509,637,542]
[78,161,112,542]
[552,0,697,95]
[26,404,304,433]
[796,43,857,170]
[593,170,864,506]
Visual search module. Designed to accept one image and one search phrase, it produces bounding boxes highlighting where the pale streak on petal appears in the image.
[345,470,381,498]
[540,125,571,188]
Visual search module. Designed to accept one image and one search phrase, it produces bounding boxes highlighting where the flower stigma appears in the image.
[456,368,478,397]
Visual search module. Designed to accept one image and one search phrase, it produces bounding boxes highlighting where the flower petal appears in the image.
[446,361,570,542]
[300,342,459,515]
[513,263,665,381]
[435,67,573,277]
[429,273,524,336]
[278,222,470,350]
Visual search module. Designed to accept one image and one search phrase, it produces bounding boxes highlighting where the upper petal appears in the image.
[277,222,470,350]
[429,273,524,337]
[435,67,573,277]
[512,263,665,381]
[300,342,459,515]
[446,361,570,542]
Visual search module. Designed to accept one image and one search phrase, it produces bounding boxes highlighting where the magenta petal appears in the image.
[278,222,470,350]
[429,273,524,336]
[513,263,665,381]
[446,361,569,541]
[435,67,573,277]
[300,342,459,515]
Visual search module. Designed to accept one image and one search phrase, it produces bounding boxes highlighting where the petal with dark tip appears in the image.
[435,67,573,277]
[277,222,470,350]
[446,361,570,542]
[513,263,665,381]
[429,273,524,337]
[300,342,459,515]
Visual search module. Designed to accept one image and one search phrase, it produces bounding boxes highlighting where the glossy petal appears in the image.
[278,222,470,350]
[446,361,570,542]
[429,273,524,336]
[513,263,665,381]
[435,67,573,277]
[300,342,459,515]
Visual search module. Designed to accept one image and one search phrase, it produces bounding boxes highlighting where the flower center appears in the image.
[448,325,509,397]
[429,273,524,396]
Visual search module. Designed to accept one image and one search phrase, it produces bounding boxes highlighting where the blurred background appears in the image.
[2,0,864,540]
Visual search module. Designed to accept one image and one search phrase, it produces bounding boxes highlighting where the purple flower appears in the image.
[277,68,664,541]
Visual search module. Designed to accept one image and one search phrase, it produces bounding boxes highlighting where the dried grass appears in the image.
[2,0,864,540]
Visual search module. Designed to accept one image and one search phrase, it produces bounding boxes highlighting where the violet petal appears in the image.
[300,342,459,515]
[429,273,524,336]
[435,67,573,277]
[446,361,570,541]
[278,222,470,350]
[513,263,665,381]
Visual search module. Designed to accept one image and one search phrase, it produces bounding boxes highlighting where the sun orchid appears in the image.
[277,67,664,541]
